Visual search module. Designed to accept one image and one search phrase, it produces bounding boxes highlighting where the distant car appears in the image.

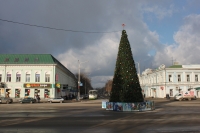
[48,97,64,103]
[0,96,13,104]
[20,97,36,104]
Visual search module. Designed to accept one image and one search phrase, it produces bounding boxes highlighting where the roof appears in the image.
[0,54,55,64]
[168,65,182,68]
[0,54,77,80]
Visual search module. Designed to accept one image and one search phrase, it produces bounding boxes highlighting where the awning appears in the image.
[195,87,200,90]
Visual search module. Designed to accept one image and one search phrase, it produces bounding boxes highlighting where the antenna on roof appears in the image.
[122,24,125,30]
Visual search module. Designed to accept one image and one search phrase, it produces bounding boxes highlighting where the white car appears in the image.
[48,97,64,103]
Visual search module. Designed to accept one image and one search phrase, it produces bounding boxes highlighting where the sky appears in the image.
[0,0,200,88]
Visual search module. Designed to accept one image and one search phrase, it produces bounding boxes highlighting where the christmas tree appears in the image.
[109,30,144,102]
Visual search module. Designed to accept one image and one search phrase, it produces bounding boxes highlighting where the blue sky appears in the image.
[0,0,200,87]
[143,0,200,45]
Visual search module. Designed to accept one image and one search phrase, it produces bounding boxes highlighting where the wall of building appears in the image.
[0,64,77,100]
[55,66,77,98]
[140,65,200,98]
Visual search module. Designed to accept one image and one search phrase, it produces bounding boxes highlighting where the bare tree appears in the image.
[75,73,93,95]
[104,79,113,95]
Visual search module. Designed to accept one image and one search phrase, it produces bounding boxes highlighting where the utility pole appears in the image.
[85,80,86,95]
[77,60,88,101]
[135,62,140,76]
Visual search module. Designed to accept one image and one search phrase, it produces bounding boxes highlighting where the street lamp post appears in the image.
[135,61,140,76]
[85,80,86,95]
[77,60,88,101]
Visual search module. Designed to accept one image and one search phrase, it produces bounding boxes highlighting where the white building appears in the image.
[139,64,200,98]
[0,54,77,100]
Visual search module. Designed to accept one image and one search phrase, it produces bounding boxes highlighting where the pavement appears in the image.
[1,99,200,133]
[11,98,89,104]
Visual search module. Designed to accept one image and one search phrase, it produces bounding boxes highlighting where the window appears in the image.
[25,89,30,97]
[6,89,11,97]
[16,74,21,82]
[4,58,9,62]
[35,74,40,82]
[0,74,2,82]
[15,89,20,98]
[7,74,11,82]
[44,89,50,98]
[34,58,39,62]
[35,89,40,97]
[26,74,30,82]
[14,58,19,62]
[195,75,198,82]
[169,75,172,82]
[170,89,173,96]
[187,75,190,82]
[24,58,29,62]
[178,75,181,82]
[45,74,50,82]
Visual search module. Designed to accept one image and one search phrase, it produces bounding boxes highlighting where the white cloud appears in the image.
[154,14,200,66]
[57,33,120,88]
[1,0,195,88]
[143,4,176,20]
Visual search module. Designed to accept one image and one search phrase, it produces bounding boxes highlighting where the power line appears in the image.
[0,18,121,33]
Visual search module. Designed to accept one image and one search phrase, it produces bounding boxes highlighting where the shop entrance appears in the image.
[15,89,20,98]
[6,89,11,97]
[44,89,50,98]
[25,89,30,97]
[170,89,173,97]
[0,88,5,96]
[35,89,40,97]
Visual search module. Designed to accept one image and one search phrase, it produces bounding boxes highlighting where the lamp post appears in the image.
[135,61,140,76]
[77,60,88,101]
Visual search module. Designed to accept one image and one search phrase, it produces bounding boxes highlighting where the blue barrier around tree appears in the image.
[102,101,155,112]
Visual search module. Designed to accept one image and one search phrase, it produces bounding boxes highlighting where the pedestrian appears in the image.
[37,95,40,103]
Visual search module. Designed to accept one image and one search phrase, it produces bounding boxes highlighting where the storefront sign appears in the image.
[24,83,52,88]
[55,83,61,89]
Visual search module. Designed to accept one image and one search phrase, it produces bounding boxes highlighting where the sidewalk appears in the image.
[12,98,81,103]
[144,97,171,101]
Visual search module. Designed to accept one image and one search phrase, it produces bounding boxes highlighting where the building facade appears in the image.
[0,54,77,100]
[139,64,200,98]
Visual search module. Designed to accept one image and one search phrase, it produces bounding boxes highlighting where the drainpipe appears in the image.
[53,65,55,98]
[4,64,6,97]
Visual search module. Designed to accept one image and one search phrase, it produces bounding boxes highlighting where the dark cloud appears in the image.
[1,0,190,88]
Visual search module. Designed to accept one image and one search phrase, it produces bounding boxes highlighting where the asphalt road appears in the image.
[1,98,200,133]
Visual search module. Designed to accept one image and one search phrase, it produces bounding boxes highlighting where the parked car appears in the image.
[48,97,64,103]
[20,97,36,104]
[174,91,196,101]
[0,96,13,104]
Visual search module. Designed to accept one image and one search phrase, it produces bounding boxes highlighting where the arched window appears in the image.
[25,72,30,82]
[45,72,50,82]
[35,72,40,82]
[6,72,11,82]
[16,72,21,82]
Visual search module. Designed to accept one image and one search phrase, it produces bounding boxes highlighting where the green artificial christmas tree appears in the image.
[109,30,144,102]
